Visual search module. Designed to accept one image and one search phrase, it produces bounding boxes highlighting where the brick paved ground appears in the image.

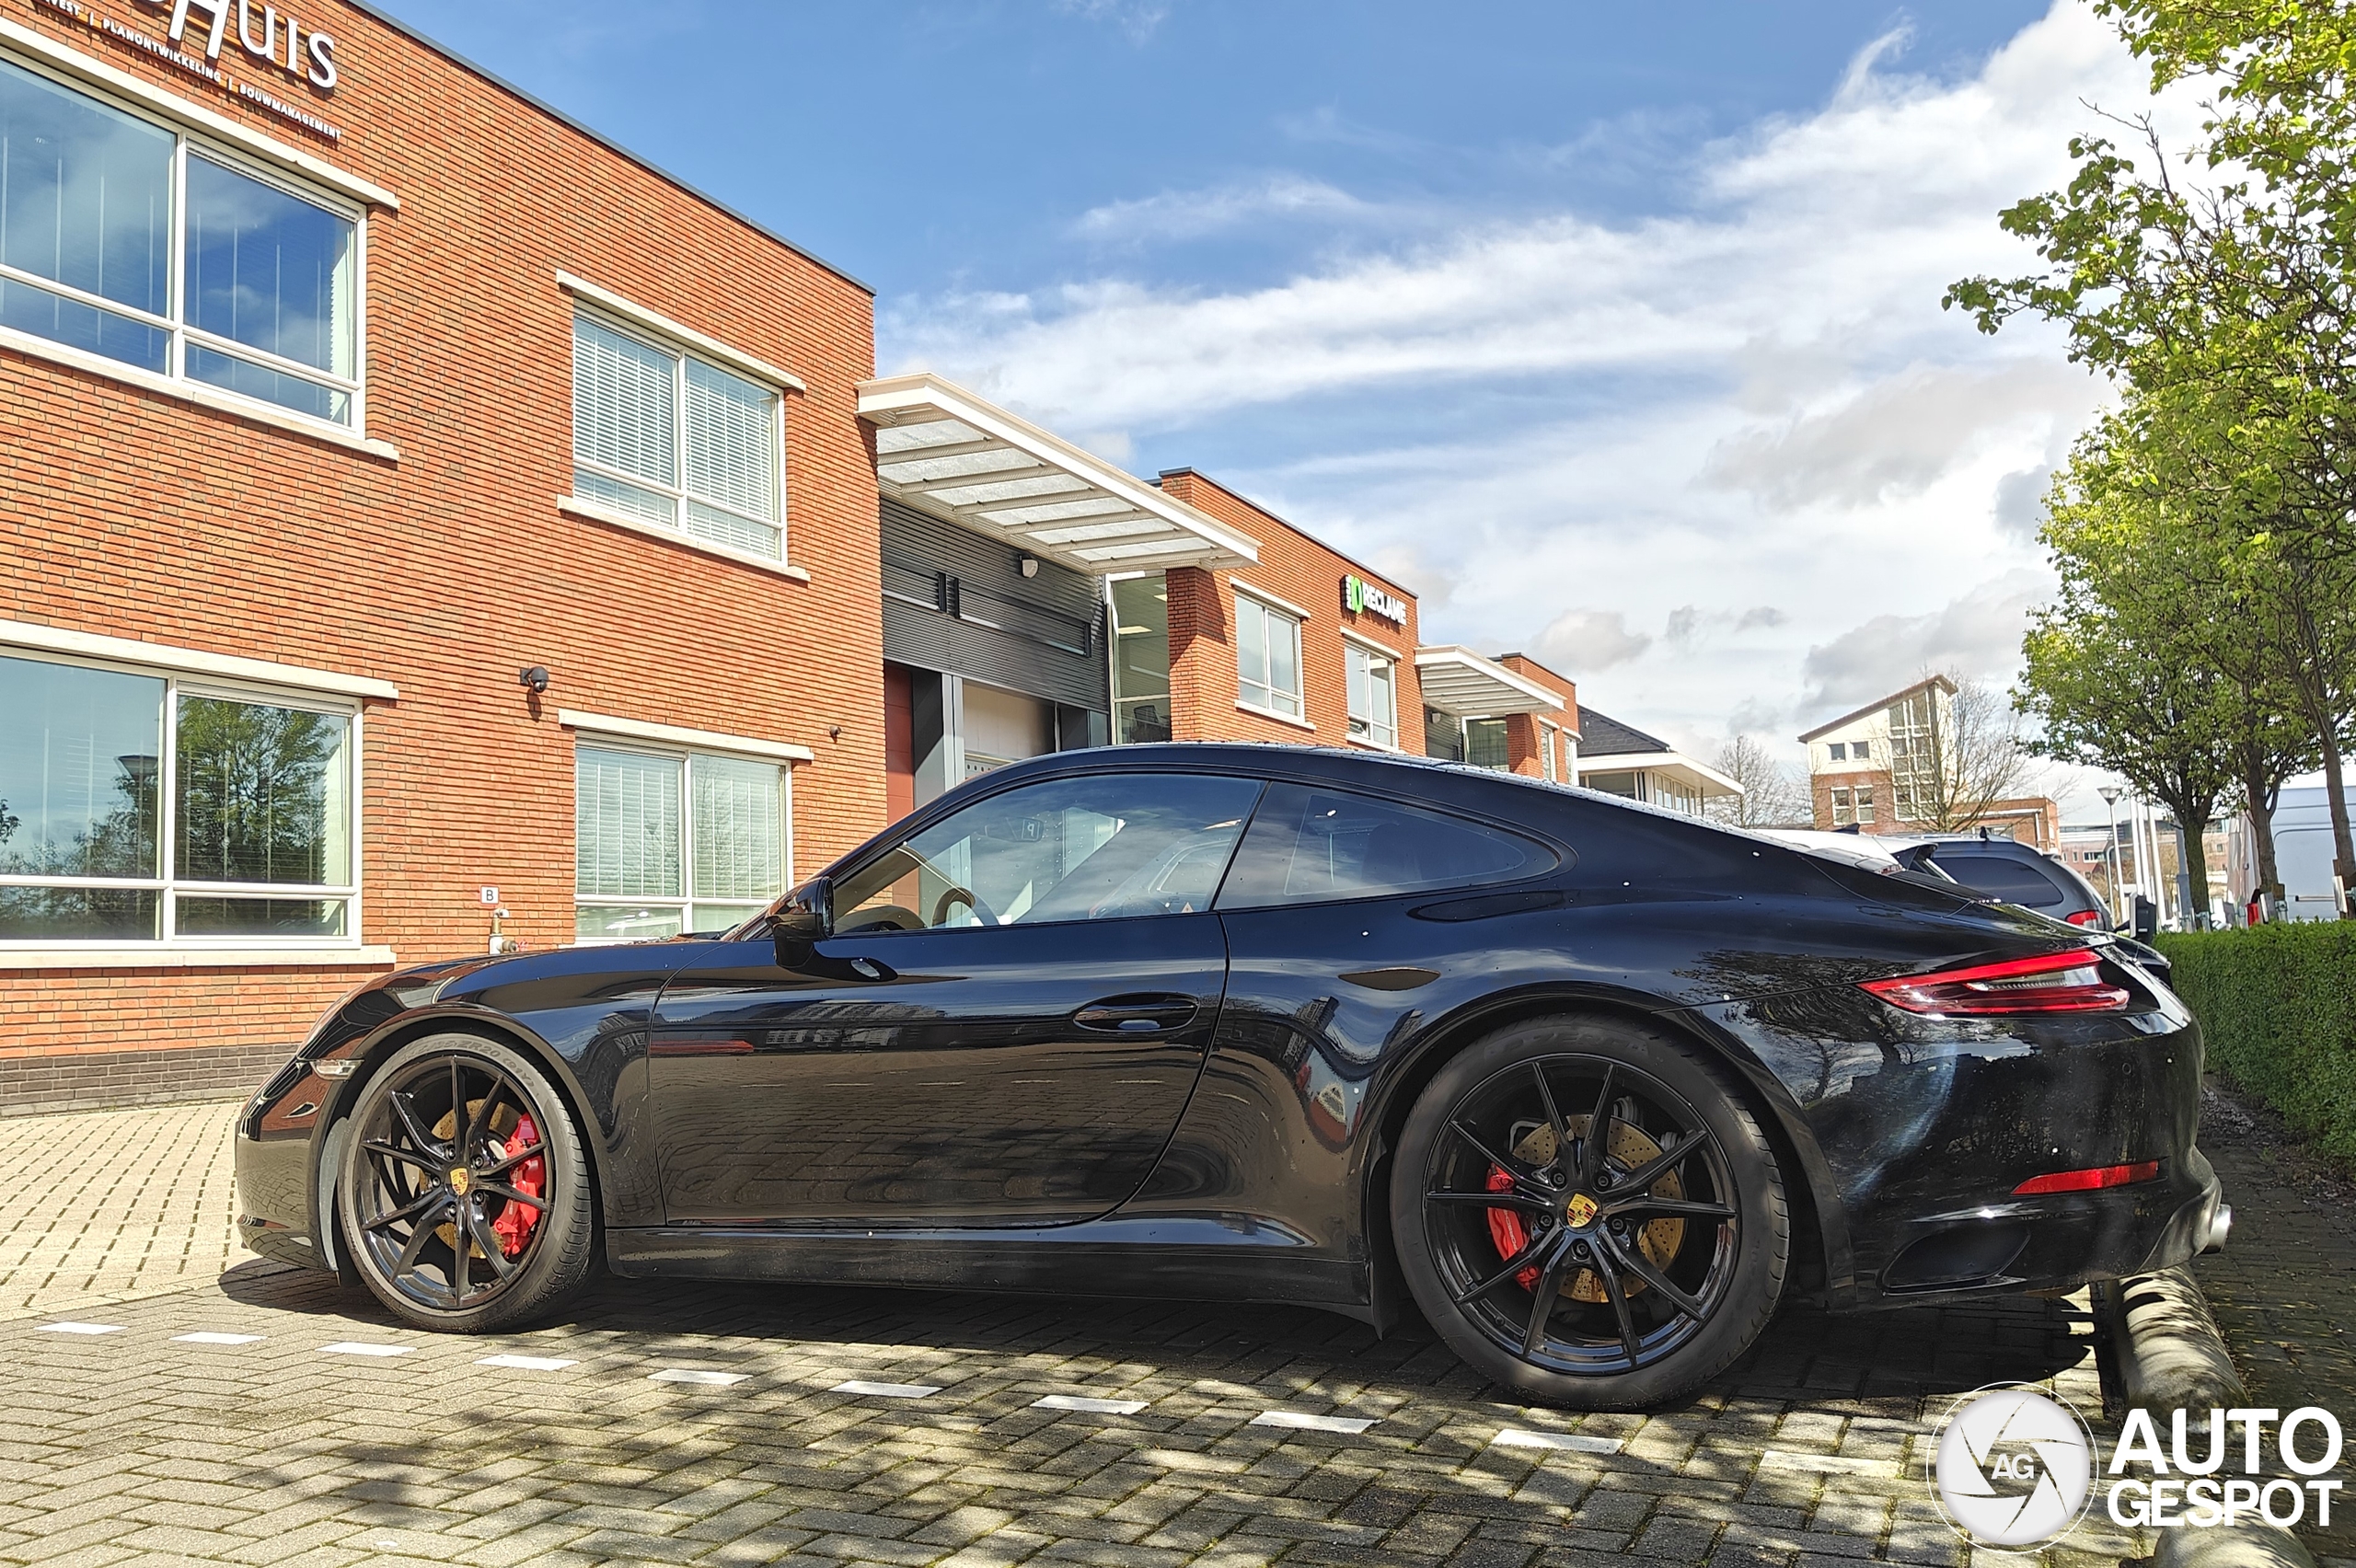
[2188,1078,2356,1567]
[0,1103,2165,1568]
[0,1099,243,1319]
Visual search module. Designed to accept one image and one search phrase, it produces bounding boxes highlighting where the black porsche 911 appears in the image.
[235,744,2226,1408]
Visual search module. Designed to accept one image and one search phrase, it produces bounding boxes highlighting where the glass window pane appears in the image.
[0,59,173,315]
[185,156,354,377]
[1235,596,1265,698]
[691,755,782,902]
[573,315,676,490]
[0,654,163,878]
[174,698,351,885]
[835,773,1262,930]
[684,359,776,522]
[576,747,681,898]
[1424,708,1464,762]
[0,275,167,369]
[574,466,675,525]
[0,884,157,939]
[575,904,683,942]
[688,902,765,935]
[1465,717,1508,770]
[683,499,780,558]
[173,895,344,936]
[1267,611,1300,713]
[1218,785,1552,908]
[185,344,350,423]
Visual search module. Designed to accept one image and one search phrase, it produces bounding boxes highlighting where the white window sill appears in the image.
[0,323,397,461]
[560,495,811,582]
[1346,733,1404,754]
[0,945,397,971]
[1236,699,1314,732]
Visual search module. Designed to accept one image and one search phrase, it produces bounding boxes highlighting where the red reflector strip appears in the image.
[1860,947,2131,1016]
[2013,1161,2161,1195]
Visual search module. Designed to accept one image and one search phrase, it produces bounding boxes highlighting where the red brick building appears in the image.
[0,0,882,1109]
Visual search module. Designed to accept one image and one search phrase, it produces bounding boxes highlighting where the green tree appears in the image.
[1946,0,2356,913]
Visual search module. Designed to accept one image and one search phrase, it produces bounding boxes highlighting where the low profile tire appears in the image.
[1391,1014,1787,1408]
[336,1033,595,1332]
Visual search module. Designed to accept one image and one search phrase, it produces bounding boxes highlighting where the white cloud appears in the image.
[879,2,2167,766]
[1073,178,1380,244]
[1053,0,1168,44]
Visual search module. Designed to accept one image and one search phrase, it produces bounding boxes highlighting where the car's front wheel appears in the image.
[336,1033,595,1332]
[1391,1015,1786,1407]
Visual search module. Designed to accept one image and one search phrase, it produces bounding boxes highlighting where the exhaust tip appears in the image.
[2201,1203,2233,1254]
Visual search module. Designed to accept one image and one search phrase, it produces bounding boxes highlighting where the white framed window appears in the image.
[0,650,359,946]
[0,53,364,428]
[575,743,789,942]
[1345,643,1397,749]
[1235,591,1303,720]
[1540,724,1557,781]
[572,308,785,561]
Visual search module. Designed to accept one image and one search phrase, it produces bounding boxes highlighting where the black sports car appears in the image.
[235,744,2225,1408]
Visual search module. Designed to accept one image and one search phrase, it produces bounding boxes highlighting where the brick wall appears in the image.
[1494,654,1578,779]
[1151,472,1423,753]
[0,0,884,1105]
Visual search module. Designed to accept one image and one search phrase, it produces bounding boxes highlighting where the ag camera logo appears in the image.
[1928,1385,2096,1548]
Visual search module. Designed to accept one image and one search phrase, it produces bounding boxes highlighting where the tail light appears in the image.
[2013,1160,2160,1195]
[1861,948,2131,1016]
[2063,909,2104,928]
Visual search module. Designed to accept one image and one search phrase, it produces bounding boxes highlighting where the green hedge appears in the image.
[2156,922,2356,1169]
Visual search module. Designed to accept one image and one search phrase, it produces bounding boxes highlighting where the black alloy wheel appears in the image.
[337,1033,595,1332]
[1392,1016,1787,1408]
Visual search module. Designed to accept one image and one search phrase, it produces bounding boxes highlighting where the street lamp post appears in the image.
[2098,785,2124,927]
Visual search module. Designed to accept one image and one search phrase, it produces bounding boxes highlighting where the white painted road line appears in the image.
[831,1379,941,1399]
[1760,1449,1900,1477]
[650,1368,746,1386]
[1034,1394,1149,1415]
[478,1355,577,1371]
[172,1332,264,1345]
[1250,1410,1376,1435]
[319,1342,412,1357]
[1494,1428,1623,1454]
[37,1322,123,1335]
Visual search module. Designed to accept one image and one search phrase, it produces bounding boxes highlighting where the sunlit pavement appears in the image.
[0,1101,2165,1568]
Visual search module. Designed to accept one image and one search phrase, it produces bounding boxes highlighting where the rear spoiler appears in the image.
[1888,842,1947,878]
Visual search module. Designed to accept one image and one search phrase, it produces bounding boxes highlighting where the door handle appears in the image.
[1073,994,1199,1033]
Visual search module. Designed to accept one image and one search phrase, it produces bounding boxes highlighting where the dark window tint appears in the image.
[1218,785,1551,908]
[1935,852,2070,908]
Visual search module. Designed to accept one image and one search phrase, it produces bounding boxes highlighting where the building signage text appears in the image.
[29,0,344,142]
[1343,574,1407,625]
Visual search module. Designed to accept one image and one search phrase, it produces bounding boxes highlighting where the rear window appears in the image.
[1934,851,2070,908]
[1217,785,1553,908]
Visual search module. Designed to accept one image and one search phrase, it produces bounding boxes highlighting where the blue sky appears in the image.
[389,1,2142,790]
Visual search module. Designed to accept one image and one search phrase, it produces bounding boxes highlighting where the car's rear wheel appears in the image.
[1391,1015,1786,1407]
[336,1033,595,1332]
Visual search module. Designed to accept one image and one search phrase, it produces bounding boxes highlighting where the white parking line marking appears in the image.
[1493,1428,1623,1454]
[650,1368,745,1386]
[1250,1410,1375,1434]
[477,1354,577,1370]
[319,1342,412,1357]
[172,1332,264,1345]
[1761,1449,1899,1477]
[1034,1394,1149,1415]
[831,1379,941,1399]
[38,1322,123,1335]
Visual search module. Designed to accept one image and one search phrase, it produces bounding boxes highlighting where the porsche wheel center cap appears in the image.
[1565,1192,1599,1228]
[447,1168,472,1196]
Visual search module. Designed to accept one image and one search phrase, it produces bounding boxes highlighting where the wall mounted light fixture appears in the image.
[518,666,551,694]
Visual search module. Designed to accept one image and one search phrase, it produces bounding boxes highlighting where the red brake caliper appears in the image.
[489,1114,544,1257]
[1484,1165,1542,1288]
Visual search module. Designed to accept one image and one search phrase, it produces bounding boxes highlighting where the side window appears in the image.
[835,773,1263,933]
[1217,785,1553,909]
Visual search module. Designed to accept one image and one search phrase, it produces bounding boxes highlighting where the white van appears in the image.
[2231,784,2349,920]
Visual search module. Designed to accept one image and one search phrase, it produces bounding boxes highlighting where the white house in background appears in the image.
[1572,708,1741,816]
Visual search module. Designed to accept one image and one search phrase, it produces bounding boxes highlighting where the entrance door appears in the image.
[649,769,1265,1228]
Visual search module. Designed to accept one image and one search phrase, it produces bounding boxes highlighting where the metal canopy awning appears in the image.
[858,374,1258,574]
[1415,646,1567,717]
[1582,751,1744,799]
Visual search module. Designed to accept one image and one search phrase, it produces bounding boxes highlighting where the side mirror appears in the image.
[771,875,834,970]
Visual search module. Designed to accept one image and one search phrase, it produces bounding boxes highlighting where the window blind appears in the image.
[575,747,681,898]
[573,317,676,491]
[690,755,782,902]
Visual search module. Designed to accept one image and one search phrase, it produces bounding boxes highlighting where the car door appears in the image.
[648,769,1265,1228]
